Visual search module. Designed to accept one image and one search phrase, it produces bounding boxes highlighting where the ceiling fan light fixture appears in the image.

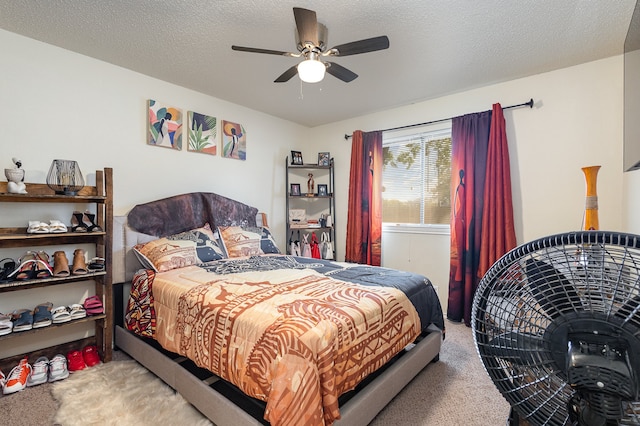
[297,59,325,83]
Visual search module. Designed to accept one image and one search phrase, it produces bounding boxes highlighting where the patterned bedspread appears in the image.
[125,255,444,426]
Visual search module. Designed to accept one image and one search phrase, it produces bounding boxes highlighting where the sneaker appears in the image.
[66,350,86,372]
[82,345,101,367]
[48,354,69,382]
[3,357,31,394]
[26,356,49,387]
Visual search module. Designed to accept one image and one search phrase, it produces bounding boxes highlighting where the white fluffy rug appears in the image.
[52,360,213,426]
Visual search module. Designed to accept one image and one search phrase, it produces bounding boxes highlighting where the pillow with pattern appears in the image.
[218,226,281,258]
[218,226,262,258]
[133,223,226,272]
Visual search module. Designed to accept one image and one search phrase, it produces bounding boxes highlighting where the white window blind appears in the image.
[382,128,452,226]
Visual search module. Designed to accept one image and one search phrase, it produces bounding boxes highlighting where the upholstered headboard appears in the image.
[112,192,261,283]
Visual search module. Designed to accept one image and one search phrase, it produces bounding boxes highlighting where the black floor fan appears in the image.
[472,231,640,425]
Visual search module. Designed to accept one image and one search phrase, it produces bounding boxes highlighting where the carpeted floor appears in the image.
[0,321,511,425]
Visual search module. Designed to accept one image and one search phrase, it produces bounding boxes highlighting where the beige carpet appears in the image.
[0,321,511,425]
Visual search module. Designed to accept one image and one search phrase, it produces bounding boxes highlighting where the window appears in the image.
[382,128,452,226]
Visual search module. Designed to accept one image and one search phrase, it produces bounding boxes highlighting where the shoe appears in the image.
[83,295,104,315]
[72,249,88,275]
[87,257,105,271]
[48,219,68,233]
[3,357,31,394]
[7,251,52,281]
[0,258,16,283]
[0,369,5,389]
[67,350,86,372]
[82,211,103,232]
[32,302,53,328]
[68,303,86,320]
[32,251,53,279]
[0,313,13,336]
[26,356,49,387]
[70,211,88,232]
[53,251,70,277]
[11,309,33,332]
[51,306,71,324]
[26,221,50,233]
[82,345,101,367]
[48,354,69,382]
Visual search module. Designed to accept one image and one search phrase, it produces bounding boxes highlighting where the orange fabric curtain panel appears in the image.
[346,130,383,266]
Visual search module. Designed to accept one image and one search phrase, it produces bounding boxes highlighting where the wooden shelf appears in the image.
[0,271,106,292]
[0,167,113,363]
[0,314,107,342]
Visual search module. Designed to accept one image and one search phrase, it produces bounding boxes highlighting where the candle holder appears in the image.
[47,159,85,195]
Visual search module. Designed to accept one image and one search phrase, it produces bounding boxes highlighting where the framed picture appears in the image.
[318,184,328,196]
[318,152,330,166]
[291,151,303,165]
[290,183,301,196]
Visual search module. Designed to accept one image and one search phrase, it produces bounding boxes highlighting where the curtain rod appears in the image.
[344,98,534,140]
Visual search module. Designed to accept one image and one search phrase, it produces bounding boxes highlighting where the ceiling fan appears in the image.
[231,7,389,84]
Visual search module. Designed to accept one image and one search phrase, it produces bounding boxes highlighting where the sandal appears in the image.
[87,257,105,271]
[0,258,17,283]
[51,306,71,323]
[27,221,50,234]
[33,302,53,328]
[53,251,70,277]
[68,303,86,320]
[11,309,33,331]
[33,251,53,279]
[83,295,103,315]
[82,211,103,232]
[72,249,87,275]
[48,220,68,233]
[70,211,88,232]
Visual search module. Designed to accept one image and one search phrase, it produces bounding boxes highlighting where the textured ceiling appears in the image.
[0,0,636,127]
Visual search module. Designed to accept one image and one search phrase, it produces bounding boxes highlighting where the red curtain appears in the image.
[447,104,517,326]
[478,104,517,277]
[346,130,382,265]
[447,110,492,326]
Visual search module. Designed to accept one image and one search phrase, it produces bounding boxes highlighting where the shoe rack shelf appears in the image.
[0,167,113,372]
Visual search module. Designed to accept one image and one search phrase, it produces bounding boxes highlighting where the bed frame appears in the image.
[111,192,442,426]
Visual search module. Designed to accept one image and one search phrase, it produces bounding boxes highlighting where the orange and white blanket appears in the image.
[144,265,421,426]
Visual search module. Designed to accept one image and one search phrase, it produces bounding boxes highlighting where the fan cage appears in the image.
[472,231,640,425]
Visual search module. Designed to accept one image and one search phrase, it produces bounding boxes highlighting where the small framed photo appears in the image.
[318,152,330,166]
[290,183,301,196]
[317,184,328,196]
[291,151,303,165]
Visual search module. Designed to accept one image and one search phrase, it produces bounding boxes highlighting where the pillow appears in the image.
[218,226,262,258]
[246,226,281,254]
[133,223,225,272]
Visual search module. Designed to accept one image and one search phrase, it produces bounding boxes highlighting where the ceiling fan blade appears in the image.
[293,7,318,47]
[326,62,358,82]
[274,65,298,83]
[232,45,295,57]
[330,35,390,56]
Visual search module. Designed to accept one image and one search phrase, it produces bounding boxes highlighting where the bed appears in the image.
[112,192,444,426]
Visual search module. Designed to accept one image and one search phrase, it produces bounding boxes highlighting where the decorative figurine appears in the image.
[307,173,315,196]
[5,158,27,194]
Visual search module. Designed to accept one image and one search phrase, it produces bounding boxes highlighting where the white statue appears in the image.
[5,158,27,194]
